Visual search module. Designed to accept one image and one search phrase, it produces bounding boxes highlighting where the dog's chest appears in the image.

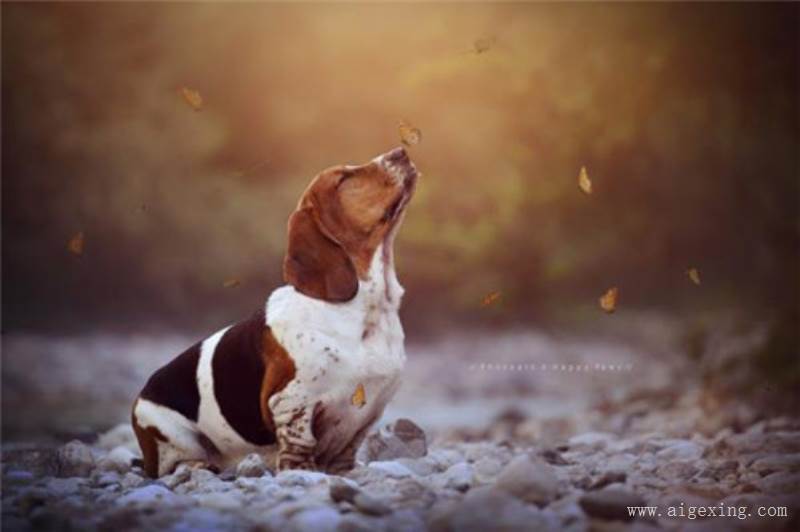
[266,250,406,458]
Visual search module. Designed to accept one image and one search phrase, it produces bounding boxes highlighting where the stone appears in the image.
[161,463,193,489]
[5,470,35,485]
[578,489,647,521]
[116,484,179,506]
[367,461,415,478]
[365,418,427,462]
[56,440,95,478]
[424,449,465,472]
[751,453,800,476]
[288,506,342,532]
[568,432,615,452]
[329,479,360,503]
[97,446,136,474]
[120,472,146,490]
[94,471,121,487]
[655,441,704,461]
[495,455,560,506]
[96,424,138,452]
[235,453,269,478]
[755,471,800,494]
[353,492,392,516]
[656,460,699,482]
[434,485,553,532]
[473,456,504,484]
[436,462,474,492]
[276,469,328,487]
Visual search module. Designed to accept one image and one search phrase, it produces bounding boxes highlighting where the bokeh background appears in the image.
[2,2,798,439]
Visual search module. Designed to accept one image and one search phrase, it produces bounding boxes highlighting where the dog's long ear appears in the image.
[283,207,358,302]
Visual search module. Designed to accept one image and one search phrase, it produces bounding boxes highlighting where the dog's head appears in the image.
[283,147,418,302]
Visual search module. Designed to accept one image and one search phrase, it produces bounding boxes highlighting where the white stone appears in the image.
[56,440,95,477]
[117,484,180,506]
[97,446,136,474]
[495,455,560,506]
[236,453,269,478]
[367,461,415,478]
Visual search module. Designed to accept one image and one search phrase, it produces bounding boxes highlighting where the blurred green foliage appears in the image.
[2,3,797,336]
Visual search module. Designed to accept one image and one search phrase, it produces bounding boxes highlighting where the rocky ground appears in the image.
[2,319,800,531]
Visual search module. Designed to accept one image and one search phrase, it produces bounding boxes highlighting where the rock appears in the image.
[236,453,269,478]
[56,440,95,478]
[365,418,427,462]
[655,441,704,461]
[96,423,137,452]
[578,489,647,521]
[752,453,800,476]
[383,477,437,510]
[120,472,146,490]
[45,477,85,496]
[276,469,328,487]
[433,485,553,532]
[288,506,342,532]
[568,432,614,452]
[436,462,474,492]
[495,455,560,506]
[353,492,392,516]
[755,471,800,494]
[329,479,360,503]
[5,470,35,485]
[116,484,179,506]
[395,457,435,476]
[97,446,136,474]
[94,471,121,487]
[588,471,627,490]
[656,460,699,482]
[161,463,193,489]
[367,461,415,479]
[193,490,245,510]
[424,449,464,472]
[473,456,504,484]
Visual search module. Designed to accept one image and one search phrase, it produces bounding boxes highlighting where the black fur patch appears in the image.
[140,341,201,421]
[212,309,276,446]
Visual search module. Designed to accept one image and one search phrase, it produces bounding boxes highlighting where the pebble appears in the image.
[365,418,427,462]
[367,460,415,478]
[578,489,647,521]
[96,445,136,474]
[655,440,704,461]
[329,479,360,503]
[436,462,474,492]
[353,492,392,516]
[494,455,560,506]
[276,469,328,487]
[116,484,179,506]
[288,506,342,532]
[751,453,800,475]
[56,440,95,478]
[236,453,269,478]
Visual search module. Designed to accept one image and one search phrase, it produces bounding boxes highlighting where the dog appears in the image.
[132,147,418,477]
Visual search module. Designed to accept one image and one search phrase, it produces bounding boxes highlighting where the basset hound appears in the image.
[132,147,418,477]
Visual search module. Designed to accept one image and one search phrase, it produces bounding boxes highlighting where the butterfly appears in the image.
[351,383,367,408]
[179,87,203,111]
[599,287,618,313]
[578,166,592,194]
[67,231,84,256]
[399,121,422,147]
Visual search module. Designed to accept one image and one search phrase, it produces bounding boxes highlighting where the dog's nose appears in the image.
[385,147,408,164]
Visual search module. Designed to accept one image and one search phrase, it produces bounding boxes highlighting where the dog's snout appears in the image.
[386,147,408,163]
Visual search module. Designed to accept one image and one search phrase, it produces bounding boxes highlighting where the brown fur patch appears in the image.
[259,328,297,433]
[131,408,167,478]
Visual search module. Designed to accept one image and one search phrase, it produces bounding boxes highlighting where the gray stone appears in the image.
[751,453,800,476]
[96,445,136,474]
[120,472,146,490]
[236,453,269,478]
[655,441,704,461]
[367,460,415,478]
[473,456,504,484]
[161,463,193,489]
[276,469,328,487]
[365,418,427,462]
[495,455,560,506]
[116,484,179,506]
[434,485,554,532]
[329,479,360,503]
[568,432,615,452]
[437,462,474,492]
[578,489,647,521]
[755,471,800,494]
[288,506,342,532]
[5,470,35,485]
[56,440,95,478]
[353,492,392,516]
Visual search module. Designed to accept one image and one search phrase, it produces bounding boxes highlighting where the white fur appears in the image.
[133,398,207,476]
[267,242,406,460]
